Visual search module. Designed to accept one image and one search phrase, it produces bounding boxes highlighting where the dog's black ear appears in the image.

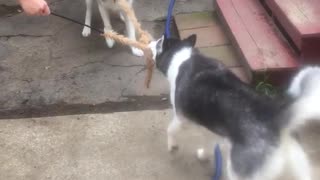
[185,34,197,47]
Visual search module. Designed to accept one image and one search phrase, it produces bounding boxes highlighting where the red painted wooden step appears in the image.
[216,0,299,83]
[264,0,320,63]
[264,0,320,62]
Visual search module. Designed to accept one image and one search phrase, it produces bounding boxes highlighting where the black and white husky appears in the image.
[82,0,143,56]
[149,34,320,180]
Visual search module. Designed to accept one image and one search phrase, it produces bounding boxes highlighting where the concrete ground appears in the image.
[0,0,219,179]
[1,110,320,180]
[0,110,219,180]
[0,0,214,118]
[1,0,320,180]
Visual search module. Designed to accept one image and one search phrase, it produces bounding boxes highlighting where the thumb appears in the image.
[41,3,50,15]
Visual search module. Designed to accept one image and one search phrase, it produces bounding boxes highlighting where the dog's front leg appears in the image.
[122,12,144,56]
[119,0,133,21]
[167,114,182,152]
[97,1,115,48]
[82,0,93,37]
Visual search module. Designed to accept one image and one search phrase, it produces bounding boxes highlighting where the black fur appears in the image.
[155,35,289,178]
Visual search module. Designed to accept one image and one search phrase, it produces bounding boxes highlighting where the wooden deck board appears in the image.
[216,0,299,73]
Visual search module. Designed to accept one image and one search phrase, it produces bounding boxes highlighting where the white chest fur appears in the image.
[167,48,192,108]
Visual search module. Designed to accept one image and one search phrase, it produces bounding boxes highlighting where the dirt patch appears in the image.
[0,95,170,119]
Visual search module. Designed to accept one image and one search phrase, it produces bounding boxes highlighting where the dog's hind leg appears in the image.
[167,113,182,152]
[226,153,239,180]
[97,1,115,48]
[287,139,312,180]
[82,0,93,37]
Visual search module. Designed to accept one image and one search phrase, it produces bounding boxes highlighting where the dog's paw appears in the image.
[82,27,91,37]
[168,139,179,152]
[105,38,115,48]
[131,47,144,57]
[197,148,209,161]
[168,144,179,153]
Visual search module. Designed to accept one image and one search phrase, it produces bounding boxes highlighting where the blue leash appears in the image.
[164,1,223,180]
[212,144,223,180]
[164,0,176,38]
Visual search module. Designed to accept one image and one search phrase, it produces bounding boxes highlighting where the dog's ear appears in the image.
[156,35,165,53]
[184,34,197,47]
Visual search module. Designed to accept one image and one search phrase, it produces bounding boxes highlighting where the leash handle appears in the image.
[51,12,104,34]
[164,0,176,38]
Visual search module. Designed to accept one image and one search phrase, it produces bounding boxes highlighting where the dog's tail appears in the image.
[288,96,320,131]
[286,66,320,131]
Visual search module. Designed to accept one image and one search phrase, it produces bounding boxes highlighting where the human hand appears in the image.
[19,0,50,16]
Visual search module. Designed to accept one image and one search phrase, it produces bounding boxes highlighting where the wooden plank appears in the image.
[174,11,250,82]
[265,0,320,60]
[179,26,229,48]
[199,46,240,67]
[265,0,305,48]
[288,0,320,27]
[216,0,262,70]
[174,12,219,31]
[216,0,299,72]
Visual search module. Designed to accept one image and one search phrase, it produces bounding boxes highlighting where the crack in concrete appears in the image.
[117,65,149,101]
[135,67,147,75]
[0,34,53,40]
[67,56,145,77]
